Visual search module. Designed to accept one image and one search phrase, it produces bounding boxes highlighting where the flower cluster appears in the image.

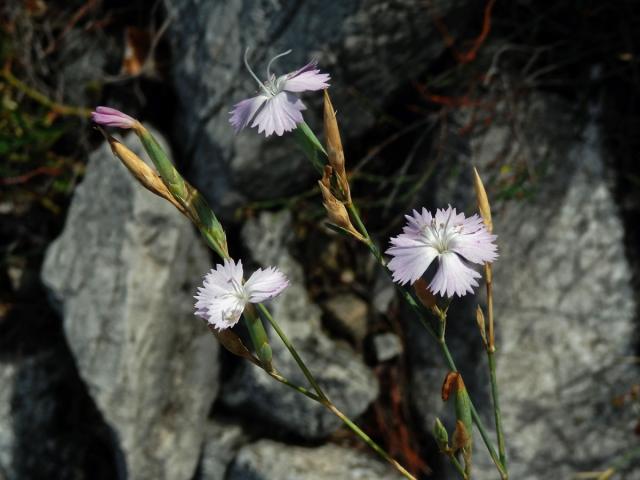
[386,206,497,297]
[194,259,289,330]
[229,50,330,137]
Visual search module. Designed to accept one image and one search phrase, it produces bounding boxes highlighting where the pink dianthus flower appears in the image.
[229,49,330,137]
[386,206,498,297]
[195,259,289,330]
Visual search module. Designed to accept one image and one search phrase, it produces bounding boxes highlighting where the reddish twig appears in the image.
[0,166,62,185]
[426,0,496,64]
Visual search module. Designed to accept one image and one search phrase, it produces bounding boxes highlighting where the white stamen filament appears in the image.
[243,48,270,95]
[424,209,459,253]
[266,49,292,80]
[228,276,248,301]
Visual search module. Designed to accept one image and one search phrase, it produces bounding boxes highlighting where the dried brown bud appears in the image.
[441,371,460,401]
[105,133,188,216]
[318,166,364,241]
[323,90,351,203]
[472,167,492,233]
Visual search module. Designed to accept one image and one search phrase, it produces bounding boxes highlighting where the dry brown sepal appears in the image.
[209,325,260,366]
[452,420,472,452]
[323,90,351,204]
[103,132,188,216]
[472,166,492,233]
[414,278,438,310]
[453,419,473,476]
[318,166,364,241]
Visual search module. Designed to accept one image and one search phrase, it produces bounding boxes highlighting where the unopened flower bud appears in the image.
[91,106,138,129]
[433,418,449,451]
[323,91,351,203]
[472,167,492,233]
[101,130,188,216]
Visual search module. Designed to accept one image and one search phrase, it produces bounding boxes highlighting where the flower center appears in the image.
[263,75,285,97]
[422,214,462,254]
[228,277,249,303]
[243,48,291,97]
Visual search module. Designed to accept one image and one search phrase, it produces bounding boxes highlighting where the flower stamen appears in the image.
[243,48,270,95]
[266,49,292,81]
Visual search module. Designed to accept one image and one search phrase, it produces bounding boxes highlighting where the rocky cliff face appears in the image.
[41,131,219,480]
[164,0,477,218]
[408,94,640,479]
[1,1,637,479]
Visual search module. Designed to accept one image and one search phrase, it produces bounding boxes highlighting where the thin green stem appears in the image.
[438,309,447,342]
[256,302,417,480]
[488,351,507,467]
[484,271,507,470]
[346,201,508,479]
[326,403,417,480]
[347,202,369,238]
[256,303,327,400]
[448,453,468,480]
[441,342,507,480]
[265,369,322,402]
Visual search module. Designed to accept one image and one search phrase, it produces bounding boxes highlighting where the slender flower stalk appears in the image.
[347,202,508,480]
[96,107,416,480]
[303,141,508,477]
[473,167,508,472]
[256,303,417,480]
[449,453,469,479]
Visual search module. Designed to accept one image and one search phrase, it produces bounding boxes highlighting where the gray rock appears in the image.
[227,439,406,480]
[199,419,249,480]
[0,362,16,478]
[57,28,119,107]
[372,270,396,315]
[221,211,378,440]
[41,131,219,480]
[372,333,403,363]
[0,349,118,480]
[5,3,119,109]
[323,293,369,345]
[409,94,640,479]
[164,0,479,218]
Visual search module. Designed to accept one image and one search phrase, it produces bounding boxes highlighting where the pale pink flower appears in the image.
[386,206,498,297]
[194,259,289,330]
[229,49,330,137]
[91,106,136,128]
